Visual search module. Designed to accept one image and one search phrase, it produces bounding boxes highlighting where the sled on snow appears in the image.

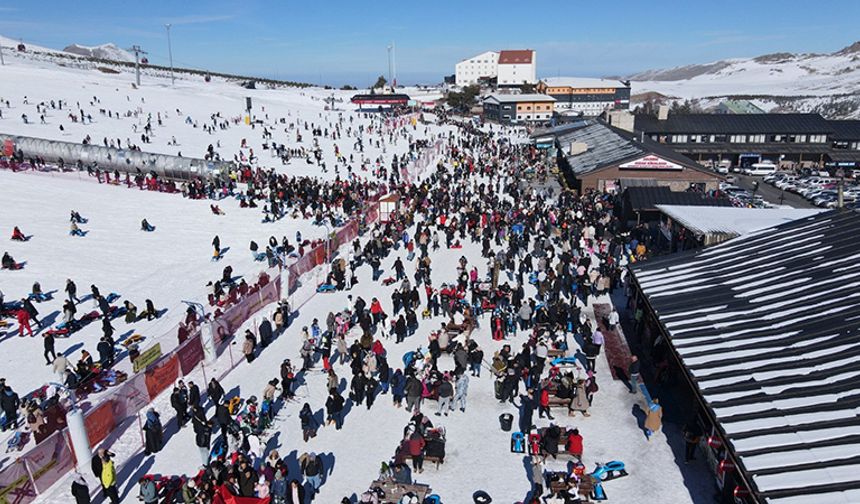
[28,292,52,302]
[550,356,582,367]
[45,326,71,338]
[511,431,526,453]
[316,283,336,293]
[381,277,397,286]
[6,431,29,452]
[592,460,627,481]
[122,334,145,347]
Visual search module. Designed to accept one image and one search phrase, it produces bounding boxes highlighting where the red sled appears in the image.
[382,277,396,286]
[528,433,541,455]
[46,327,70,337]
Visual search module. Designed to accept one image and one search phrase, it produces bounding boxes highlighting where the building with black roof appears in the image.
[551,120,723,193]
[634,112,860,169]
[629,209,860,504]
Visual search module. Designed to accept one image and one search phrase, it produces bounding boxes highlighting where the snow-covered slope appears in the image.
[628,42,860,118]
[62,43,135,62]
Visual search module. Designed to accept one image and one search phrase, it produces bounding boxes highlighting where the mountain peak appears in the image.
[836,41,860,55]
[63,43,135,63]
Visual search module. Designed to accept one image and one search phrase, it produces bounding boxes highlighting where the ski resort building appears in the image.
[634,112,860,169]
[482,94,555,124]
[536,77,631,116]
[497,50,537,87]
[454,51,500,86]
[454,49,537,87]
[629,209,860,504]
[549,121,722,193]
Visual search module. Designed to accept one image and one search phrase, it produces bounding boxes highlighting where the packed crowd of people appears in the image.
[1,89,663,503]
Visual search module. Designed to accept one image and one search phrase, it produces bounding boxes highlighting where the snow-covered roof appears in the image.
[657,205,823,239]
[540,77,628,89]
[631,209,860,503]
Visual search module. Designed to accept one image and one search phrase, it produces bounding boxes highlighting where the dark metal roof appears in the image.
[624,186,732,211]
[828,151,860,163]
[631,210,860,503]
[635,113,834,135]
[829,120,860,141]
[560,123,644,174]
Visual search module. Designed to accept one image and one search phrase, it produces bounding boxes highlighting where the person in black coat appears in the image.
[97,295,110,318]
[518,389,536,434]
[96,337,114,368]
[71,472,90,504]
[66,279,81,304]
[191,405,212,464]
[188,381,201,407]
[259,318,273,348]
[23,298,41,329]
[170,386,189,428]
[325,390,345,430]
[143,409,163,455]
[43,332,57,365]
[207,378,224,406]
[215,401,231,440]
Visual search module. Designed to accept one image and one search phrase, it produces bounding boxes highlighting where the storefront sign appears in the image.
[133,343,162,373]
[620,155,683,171]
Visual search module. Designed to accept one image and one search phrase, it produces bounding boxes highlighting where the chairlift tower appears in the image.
[129,45,148,86]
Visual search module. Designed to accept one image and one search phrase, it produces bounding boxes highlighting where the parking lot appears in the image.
[732,174,817,208]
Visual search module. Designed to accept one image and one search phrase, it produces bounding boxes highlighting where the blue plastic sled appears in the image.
[550,356,580,367]
[316,284,336,293]
[510,432,525,453]
[592,460,627,481]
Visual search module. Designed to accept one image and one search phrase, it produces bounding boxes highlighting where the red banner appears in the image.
[144,355,179,400]
[21,431,76,494]
[177,335,204,376]
[84,400,116,448]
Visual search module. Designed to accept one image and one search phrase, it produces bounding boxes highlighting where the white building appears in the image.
[497,50,536,87]
[455,51,499,86]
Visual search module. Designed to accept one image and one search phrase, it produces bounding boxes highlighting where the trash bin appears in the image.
[473,490,493,503]
[499,413,513,432]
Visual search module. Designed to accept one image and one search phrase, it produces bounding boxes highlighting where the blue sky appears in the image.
[1,0,858,86]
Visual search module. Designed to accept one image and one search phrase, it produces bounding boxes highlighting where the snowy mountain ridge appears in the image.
[623,41,860,118]
[62,42,135,63]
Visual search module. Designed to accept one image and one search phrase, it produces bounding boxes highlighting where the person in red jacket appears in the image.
[17,308,33,337]
[370,298,386,326]
[538,387,554,420]
[407,430,426,473]
[11,227,26,241]
[566,428,583,459]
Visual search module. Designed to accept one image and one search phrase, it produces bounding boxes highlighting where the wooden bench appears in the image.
[547,347,566,358]
[402,453,444,469]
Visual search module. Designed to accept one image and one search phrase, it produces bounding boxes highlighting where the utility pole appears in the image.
[165,23,175,86]
[391,41,396,90]
[387,44,393,92]
[129,45,147,87]
[0,40,5,66]
[837,168,845,208]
